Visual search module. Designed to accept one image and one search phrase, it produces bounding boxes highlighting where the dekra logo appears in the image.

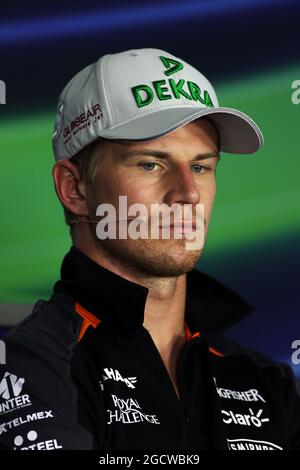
[131,56,214,109]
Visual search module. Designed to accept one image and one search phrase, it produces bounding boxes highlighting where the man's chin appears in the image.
[97,238,203,278]
[137,257,201,277]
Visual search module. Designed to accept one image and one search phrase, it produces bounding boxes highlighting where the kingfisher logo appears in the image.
[99,368,137,390]
[213,377,266,403]
[0,372,31,415]
[222,408,270,428]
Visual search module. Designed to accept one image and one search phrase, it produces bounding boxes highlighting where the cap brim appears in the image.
[99,106,263,154]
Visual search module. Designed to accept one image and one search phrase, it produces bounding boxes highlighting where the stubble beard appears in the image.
[87,192,208,277]
[93,235,205,278]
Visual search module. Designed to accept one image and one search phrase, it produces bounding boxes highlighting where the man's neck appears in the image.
[142,275,186,350]
[75,239,187,352]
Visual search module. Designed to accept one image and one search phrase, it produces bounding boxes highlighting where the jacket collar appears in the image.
[54,245,254,335]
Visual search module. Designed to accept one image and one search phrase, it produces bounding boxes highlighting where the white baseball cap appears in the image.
[52,48,263,161]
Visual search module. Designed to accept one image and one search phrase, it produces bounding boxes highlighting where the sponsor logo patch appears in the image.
[227,438,283,450]
[13,430,63,451]
[100,368,137,390]
[63,103,103,144]
[0,372,31,416]
[222,408,269,428]
[213,377,266,403]
[107,394,160,425]
[0,410,53,435]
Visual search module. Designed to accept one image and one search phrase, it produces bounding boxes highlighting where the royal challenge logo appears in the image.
[107,394,160,425]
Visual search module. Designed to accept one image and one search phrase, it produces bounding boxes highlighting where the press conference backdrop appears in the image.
[0,0,299,377]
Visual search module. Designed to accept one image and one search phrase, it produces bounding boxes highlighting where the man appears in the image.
[0,49,299,451]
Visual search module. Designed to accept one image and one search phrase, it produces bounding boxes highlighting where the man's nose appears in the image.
[164,165,200,206]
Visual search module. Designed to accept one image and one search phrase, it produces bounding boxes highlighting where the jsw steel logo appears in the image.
[0,372,25,401]
[222,408,270,428]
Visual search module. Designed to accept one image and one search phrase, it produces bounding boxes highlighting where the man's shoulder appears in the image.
[0,292,87,412]
[0,296,94,449]
[209,333,298,386]
[3,293,84,370]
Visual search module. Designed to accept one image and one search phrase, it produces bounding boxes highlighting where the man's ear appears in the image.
[52,159,89,217]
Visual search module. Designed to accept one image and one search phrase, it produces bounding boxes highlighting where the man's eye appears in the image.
[191,164,206,174]
[139,162,159,171]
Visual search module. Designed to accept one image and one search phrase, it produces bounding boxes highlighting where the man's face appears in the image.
[86,118,220,277]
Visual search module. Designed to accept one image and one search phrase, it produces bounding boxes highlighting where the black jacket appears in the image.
[0,246,299,450]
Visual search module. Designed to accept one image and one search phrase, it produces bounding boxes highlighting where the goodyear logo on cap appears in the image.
[131,56,214,109]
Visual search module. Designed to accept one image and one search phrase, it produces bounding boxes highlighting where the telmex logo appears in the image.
[0,410,53,435]
[0,80,6,104]
[222,408,269,428]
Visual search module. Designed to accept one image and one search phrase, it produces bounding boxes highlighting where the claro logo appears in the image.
[222,408,269,428]
[0,80,6,104]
